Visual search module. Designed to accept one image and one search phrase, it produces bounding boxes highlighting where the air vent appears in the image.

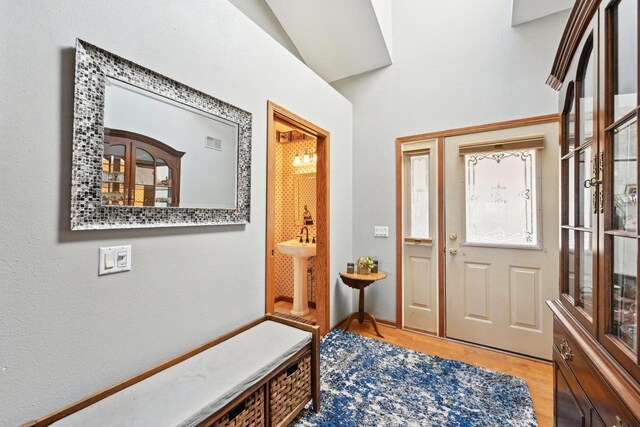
[205,136,222,151]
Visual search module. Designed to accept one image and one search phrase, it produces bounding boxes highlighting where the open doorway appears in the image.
[266,101,330,335]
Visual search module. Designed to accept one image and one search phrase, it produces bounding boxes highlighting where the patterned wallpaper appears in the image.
[274,137,317,303]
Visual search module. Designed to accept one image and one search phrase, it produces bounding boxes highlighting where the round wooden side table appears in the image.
[338,271,387,338]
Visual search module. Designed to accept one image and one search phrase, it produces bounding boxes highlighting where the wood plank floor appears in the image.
[347,321,553,427]
[274,301,317,323]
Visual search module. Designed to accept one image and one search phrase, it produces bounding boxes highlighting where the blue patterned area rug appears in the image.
[294,330,537,427]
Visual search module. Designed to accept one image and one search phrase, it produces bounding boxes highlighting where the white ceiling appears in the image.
[511,0,574,27]
[233,0,571,82]
[265,0,392,83]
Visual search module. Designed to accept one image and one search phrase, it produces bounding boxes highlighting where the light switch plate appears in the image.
[99,245,132,276]
[374,226,389,237]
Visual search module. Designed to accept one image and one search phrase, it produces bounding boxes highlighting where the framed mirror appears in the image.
[294,172,316,226]
[71,40,252,230]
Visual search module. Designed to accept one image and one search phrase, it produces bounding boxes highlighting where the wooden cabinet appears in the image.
[554,354,588,427]
[102,128,184,207]
[549,0,640,425]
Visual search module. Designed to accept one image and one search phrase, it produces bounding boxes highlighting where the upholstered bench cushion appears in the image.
[52,321,312,427]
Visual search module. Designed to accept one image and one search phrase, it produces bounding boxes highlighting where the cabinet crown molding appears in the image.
[547,0,601,90]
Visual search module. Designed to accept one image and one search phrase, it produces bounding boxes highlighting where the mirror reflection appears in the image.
[294,173,316,226]
[103,77,239,209]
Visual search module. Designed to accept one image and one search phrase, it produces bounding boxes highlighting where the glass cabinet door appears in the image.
[603,0,638,369]
[560,35,599,332]
[154,159,174,207]
[102,143,127,206]
[605,118,638,359]
[133,147,156,207]
[102,129,183,208]
[562,86,578,302]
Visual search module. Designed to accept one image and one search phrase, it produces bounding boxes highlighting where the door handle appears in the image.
[449,233,458,241]
[583,176,602,188]
[449,248,458,255]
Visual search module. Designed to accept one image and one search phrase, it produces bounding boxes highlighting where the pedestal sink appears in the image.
[276,239,316,316]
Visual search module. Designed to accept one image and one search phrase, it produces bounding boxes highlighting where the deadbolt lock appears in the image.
[449,248,458,255]
[449,233,458,241]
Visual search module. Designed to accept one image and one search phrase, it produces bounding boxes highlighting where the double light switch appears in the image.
[99,245,132,276]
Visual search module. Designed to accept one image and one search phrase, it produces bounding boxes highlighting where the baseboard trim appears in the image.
[331,315,349,331]
[375,318,397,328]
[331,314,397,331]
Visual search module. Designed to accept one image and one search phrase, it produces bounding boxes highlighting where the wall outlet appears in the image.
[374,226,389,237]
[99,245,132,276]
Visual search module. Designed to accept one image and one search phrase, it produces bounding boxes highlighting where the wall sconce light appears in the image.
[293,149,317,167]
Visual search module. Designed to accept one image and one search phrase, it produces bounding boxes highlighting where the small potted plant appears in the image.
[357,257,375,275]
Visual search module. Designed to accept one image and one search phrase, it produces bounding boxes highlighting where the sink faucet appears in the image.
[300,226,310,243]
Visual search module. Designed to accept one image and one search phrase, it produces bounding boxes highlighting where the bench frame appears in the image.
[22,314,320,426]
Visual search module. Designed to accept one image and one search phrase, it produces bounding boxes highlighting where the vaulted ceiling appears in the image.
[511,0,574,27]
[264,0,393,83]
[230,0,574,82]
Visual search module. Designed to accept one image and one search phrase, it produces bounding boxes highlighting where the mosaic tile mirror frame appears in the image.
[71,39,252,230]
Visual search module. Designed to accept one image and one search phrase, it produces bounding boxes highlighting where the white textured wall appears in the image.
[0,1,352,425]
[332,0,568,321]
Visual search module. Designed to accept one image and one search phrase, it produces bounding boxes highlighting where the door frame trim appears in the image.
[395,113,560,336]
[266,101,331,335]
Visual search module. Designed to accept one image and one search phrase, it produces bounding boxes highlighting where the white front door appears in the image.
[444,122,559,359]
[402,139,439,333]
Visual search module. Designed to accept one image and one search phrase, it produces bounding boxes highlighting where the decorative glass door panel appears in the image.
[407,154,430,239]
[464,149,538,248]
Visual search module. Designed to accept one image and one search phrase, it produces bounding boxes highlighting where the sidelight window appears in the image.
[405,153,431,240]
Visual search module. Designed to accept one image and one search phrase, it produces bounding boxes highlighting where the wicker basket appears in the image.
[212,386,265,427]
[269,353,312,427]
